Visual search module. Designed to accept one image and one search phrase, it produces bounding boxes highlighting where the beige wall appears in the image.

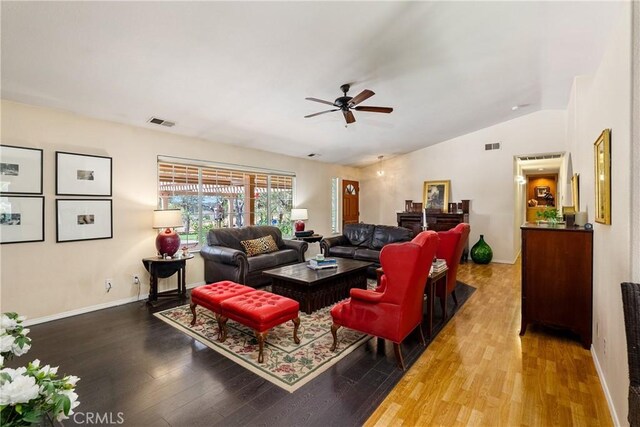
[359,109,568,263]
[0,100,358,322]
[566,4,632,424]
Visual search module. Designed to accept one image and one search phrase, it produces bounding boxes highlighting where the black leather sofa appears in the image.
[201,226,308,287]
[320,223,413,276]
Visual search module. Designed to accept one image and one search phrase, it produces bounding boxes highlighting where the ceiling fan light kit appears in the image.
[305,84,393,125]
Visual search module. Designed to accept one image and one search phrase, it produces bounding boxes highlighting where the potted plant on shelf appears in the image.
[536,207,560,226]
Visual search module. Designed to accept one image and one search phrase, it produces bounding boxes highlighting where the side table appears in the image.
[142,254,194,305]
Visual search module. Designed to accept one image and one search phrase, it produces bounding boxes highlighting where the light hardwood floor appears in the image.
[365,260,612,426]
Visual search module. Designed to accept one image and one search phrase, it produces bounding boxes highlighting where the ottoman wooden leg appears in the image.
[292,317,301,344]
[330,323,341,351]
[218,316,228,342]
[190,303,198,326]
[255,331,268,363]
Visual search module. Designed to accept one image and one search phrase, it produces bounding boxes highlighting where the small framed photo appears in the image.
[0,145,43,194]
[594,129,611,224]
[535,186,550,198]
[56,199,113,242]
[0,196,45,244]
[423,180,451,212]
[56,152,112,196]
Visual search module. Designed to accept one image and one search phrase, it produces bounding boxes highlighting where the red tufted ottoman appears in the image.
[219,290,300,363]
[190,281,254,335]
[190,282,301,363]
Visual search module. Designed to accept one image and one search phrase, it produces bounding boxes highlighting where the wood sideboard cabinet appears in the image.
[396,212,423,236]
[520,223,593,348]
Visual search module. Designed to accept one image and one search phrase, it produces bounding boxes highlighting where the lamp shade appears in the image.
[153,209,183,229]
[290,208,308,221]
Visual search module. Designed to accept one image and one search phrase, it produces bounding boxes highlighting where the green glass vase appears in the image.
[470,234,493,264]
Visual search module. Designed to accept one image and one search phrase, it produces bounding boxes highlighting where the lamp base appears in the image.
[294,220,305,232]
[156,228,180,257]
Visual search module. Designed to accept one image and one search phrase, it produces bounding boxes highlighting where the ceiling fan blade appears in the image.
[349,89,375,106]
[305,97,335,106]
[304,109,339,118]
[354,106,393,113]
[343,110,356,124]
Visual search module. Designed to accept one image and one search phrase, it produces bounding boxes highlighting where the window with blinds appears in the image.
[158,161,295,248]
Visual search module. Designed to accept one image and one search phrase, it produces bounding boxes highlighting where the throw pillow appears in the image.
[241,235,279,257]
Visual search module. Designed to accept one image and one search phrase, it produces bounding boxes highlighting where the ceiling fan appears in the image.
[304,84,393,124]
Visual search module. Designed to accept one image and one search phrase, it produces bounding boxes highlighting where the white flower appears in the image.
[30,359,40,369]
[11,342,30,356]
[55,389,80,421]
[0,314,19,331]
[0,354,4,367]
[38,365,58,376]
[0,335,15,353]
[64,375,80,387]
[21,328,30,336]
[0,371,40,405]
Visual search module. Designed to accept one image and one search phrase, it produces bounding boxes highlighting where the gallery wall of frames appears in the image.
[0,145,113,244]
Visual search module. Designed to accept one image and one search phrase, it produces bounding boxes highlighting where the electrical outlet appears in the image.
[105,278,113,292]
[603,338,607,356]
[132,275,140,285]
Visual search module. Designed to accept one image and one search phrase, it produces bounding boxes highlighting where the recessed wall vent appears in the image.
[147,117,176,127]
[485,142,501,151]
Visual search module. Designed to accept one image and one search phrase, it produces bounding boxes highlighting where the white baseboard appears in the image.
[23,281,206,326]
[591,345,622,426]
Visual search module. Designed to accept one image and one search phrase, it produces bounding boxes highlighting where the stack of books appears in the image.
[430,258,447,275]
[308,258,338,270]
[295,230,314,238]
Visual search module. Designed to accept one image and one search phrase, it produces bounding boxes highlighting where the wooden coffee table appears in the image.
[263,258,371,314]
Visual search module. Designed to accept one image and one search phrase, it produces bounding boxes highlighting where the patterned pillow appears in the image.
[240,235,279,257]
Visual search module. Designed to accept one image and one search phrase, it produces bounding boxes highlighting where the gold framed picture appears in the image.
[423,180,451,212]
[593,129,611,224]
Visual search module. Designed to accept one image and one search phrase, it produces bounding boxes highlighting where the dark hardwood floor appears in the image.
[13,284,474,427]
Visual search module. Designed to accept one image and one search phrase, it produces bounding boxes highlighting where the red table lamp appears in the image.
[290,208,308,232]
[153,209,183,257]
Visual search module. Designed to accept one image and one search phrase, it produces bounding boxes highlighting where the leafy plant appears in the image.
[536,207,559,223]
[0,312,80,426]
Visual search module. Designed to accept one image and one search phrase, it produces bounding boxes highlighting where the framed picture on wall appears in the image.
[56,199,113,242]
[0,196,45,244]
[423,180,450,212]
[594,129,611,224]
[56,152,112,196]
[0,145,43,194]
[571,173,580,212]
[535,186,550,198]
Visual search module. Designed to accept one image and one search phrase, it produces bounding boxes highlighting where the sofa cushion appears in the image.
[370,225,413,250]
[241,235,279,257]
[354,248,380,263]
[247,248,299,271]
[328,245,357,258]
[343,223,375,247]
[208,226,286,251]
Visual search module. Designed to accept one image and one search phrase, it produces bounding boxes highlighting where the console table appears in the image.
[142,254,194,305]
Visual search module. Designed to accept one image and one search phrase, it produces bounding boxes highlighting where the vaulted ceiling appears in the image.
[1,1,622,166]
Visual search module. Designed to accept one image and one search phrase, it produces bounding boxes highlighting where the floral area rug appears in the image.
[154,302,369,393]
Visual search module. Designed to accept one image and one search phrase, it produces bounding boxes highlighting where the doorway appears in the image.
[342,179,359,227]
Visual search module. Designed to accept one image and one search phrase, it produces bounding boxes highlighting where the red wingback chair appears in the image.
[330,231,439,370]
[435,223,470,318]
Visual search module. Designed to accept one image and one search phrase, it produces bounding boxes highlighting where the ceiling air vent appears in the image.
[485,142,501,151]
[147,117,176,127]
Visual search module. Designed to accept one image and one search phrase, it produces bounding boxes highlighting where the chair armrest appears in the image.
[200,245,247,266]
[282,239,308,261]
[320,235,348,253]
[350,288,384,303]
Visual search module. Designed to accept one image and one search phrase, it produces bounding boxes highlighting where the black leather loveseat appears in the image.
[320,223,413,276]
[201,226,308,287]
